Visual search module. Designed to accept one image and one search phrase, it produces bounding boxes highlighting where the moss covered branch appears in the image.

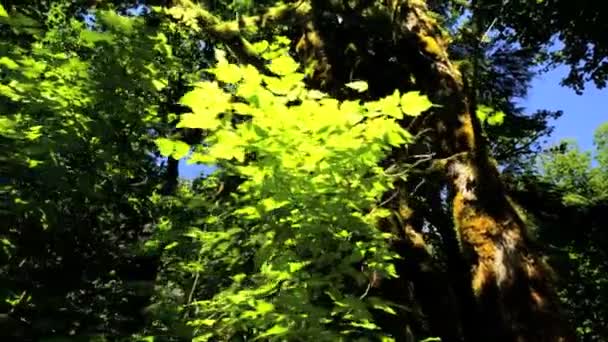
[167,0,312,67]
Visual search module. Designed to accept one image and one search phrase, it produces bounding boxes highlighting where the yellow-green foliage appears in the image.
[155,38,436,341]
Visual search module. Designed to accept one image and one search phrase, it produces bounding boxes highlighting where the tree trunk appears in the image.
[389,1,573,340]
[380,194,465,341]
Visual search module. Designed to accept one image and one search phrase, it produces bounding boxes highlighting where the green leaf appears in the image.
[177,113,221,130]
[214,62,242,84]
[251,40,270,54]
[369,297,397,315]
[209,131,245,162]
[152,79,167,91]
[386,130,406,146]
[155,138,174,157]
[187,151,215,164]
[261,197,289,212]
[268,55,299,75]
[400,91,433,116]
[476,105,491,122]
[80,30,114,44]
[345,80,369,93]
[350,320,379,330]
[25,125,43,140]
[385,264,398,277]
[562,193,590,206]
[27,159,41,168]
[255,324,289,339]
[340,100,364,125]
[0,4,8,18]
[255,301,275,314]
[487,110,505,126]
[234,206,261,219]
[138,337,155,342]
[164,242,179,250]
[264,74,302,95]
[214,48,228,64]
[153,139,189,159]
[180,82,231,115]
[476,105,505,126]
[192,319,216,327]
[307,89,327,99]
[172,141,190,159]
[379,90,402,119]
[241,64,262,86]
[0,57,18,69]
[288,261,309,273]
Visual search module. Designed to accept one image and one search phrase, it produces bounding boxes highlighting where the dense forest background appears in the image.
[1,0,607,341]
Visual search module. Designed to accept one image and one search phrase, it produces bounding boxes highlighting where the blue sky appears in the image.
[179,66,608,179]
[180,159,213,179]
[521,66,607,152]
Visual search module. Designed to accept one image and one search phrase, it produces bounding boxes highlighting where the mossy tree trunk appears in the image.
[391,1,573,340]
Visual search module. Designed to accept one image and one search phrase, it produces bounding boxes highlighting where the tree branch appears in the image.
[168,0,312,68]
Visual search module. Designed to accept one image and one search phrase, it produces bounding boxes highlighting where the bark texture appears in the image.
[388,1,572,340]
[396,2,572,340]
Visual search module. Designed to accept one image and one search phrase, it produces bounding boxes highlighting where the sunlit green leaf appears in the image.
[192,319,216,327]
[234,206,261,219]
[255,301,275,314]
[256,324,289,339]
[379,90,402,119]
[177,113,221,130]
[345,80,369,92]
[288,261,309,273]
[261,197,289,212]
[80,30,114,44]
[400,91,433,116]
[0,57,18,69]
[152,79,167,91]
[214,62,242,84]
[155,138,174,157]
[251,40,269,54]
[487,110,505,126]
[350,320,379,330]
[307,89,327,99]
[27,159,41,168]
[180,82,231,115]
[164,242,179,250]
[268,55,299,75]
[172,141,190,159]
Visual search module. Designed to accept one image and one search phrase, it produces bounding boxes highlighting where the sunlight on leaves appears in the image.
[345,80,369,92]
[400,91,433,116]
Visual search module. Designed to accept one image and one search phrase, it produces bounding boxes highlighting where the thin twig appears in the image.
[187,271,200,306]
[359,281,372,300]
[379,189,400,207]
[411,179,425,196]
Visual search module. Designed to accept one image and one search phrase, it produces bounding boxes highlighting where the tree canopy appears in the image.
[1,0,607,341]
